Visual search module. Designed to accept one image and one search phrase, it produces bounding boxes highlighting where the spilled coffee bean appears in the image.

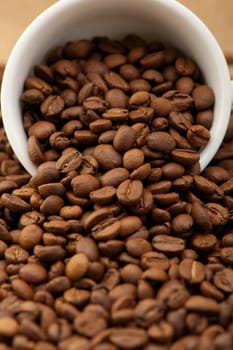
[0,35,232,349]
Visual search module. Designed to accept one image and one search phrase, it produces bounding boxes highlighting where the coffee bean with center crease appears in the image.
[116,179,143,206]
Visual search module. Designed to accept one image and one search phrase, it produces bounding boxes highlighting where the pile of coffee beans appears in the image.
[0,35,232,349]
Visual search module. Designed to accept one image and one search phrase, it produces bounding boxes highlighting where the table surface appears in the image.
[0,0,233,63]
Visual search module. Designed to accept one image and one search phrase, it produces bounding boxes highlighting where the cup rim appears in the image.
[1,0,232,175]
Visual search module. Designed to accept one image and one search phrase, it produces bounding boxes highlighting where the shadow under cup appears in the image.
[1,0,232,175]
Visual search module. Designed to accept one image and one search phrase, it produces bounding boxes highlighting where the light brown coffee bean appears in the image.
[152,235,185,254]
[113,125,137,153]
[71,174,100,197]
[178,258,205,284]
[19,224,43,250]
[185,295,220,314]
[65,253,89,281]
[109,327,148,349]
[187,125,210,147]
[94,144,122,170]
[100,167,129,187]
[116,179,143,206]
[20,263,47,284]
[123,148,144,170]
[0,317,19,337]
[90,186,116,205]
[126,237,152,258]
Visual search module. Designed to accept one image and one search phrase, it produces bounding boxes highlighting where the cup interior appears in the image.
[1,0,231,174]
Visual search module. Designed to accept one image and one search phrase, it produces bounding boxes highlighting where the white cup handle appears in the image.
[230,81,233,109]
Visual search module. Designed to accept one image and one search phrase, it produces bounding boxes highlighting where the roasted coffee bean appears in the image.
[19,263,47,284]
[152,235,185,254]
[185,295,220,314]
[4,35,233,349]
[113,125,136,153]
[178,258,205,284]
[116,179,143,206]
[147,131,176,152]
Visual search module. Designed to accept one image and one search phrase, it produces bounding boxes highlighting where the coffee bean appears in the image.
[19,224,42,250]
[94,145,122,170]
[92,218,121,241]
[192,85,215,110]
[71,174,100,197]
[147,132,176,152]
[0,316,19,337]
[187,125,210,147]
[65,253,89,281]
[152,235,185,254]
[113,125,136,153]
[116,179,143,206]
[178,258,205,284]
[123,148,144,170]
[185,295,220,314]
[109,327,148,348]
[213,269,233,293]
[19,263,47,284]
[5,34,233,349]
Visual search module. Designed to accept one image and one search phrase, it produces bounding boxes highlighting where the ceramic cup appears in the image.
[1,0,233,175]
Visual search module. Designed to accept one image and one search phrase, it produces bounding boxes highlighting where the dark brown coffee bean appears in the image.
[104,71,129,91]
[20,88,45,105]
[172,214,193,237]
[147,131,176,152]
[191,233,217,252]
[140,51,164,69]
[25,76,53,95]
[94,144,122,170]
[191,201,212,231]
[130,78,151,92]
[192,85,215,110]
[205,203,229,227]
[119,63,140,81]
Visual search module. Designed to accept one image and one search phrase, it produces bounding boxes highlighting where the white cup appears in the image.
[1,0,233,175]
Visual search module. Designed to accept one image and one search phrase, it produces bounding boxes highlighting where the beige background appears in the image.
[0,1,233,63]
